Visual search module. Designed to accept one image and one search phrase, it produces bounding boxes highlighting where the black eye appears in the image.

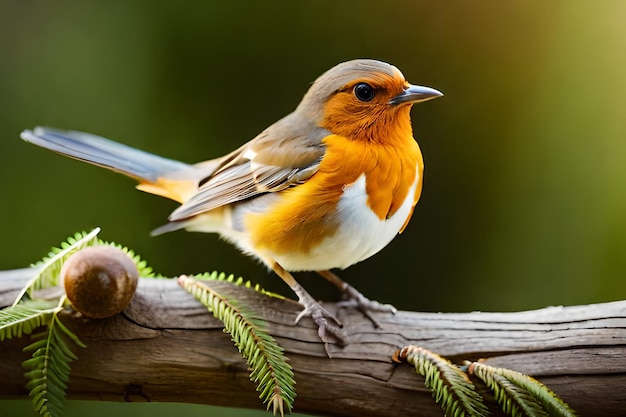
[354,82,375,102]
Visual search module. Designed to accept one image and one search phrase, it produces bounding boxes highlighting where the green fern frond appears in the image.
[178,275,295,416]
[395,345,489,417]
[0,300,59,341]
[469,361,577,417]
[13,228,101,306]
[22,297,85,417]
[98,240,155,277]
[468,361,548,417]
[192,271,286,299]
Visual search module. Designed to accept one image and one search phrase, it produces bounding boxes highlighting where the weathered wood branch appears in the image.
[1,268,625,417]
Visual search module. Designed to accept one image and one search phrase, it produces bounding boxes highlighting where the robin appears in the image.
[21,59,442,349]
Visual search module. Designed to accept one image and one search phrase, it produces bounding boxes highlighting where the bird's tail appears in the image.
[21,127,202,203]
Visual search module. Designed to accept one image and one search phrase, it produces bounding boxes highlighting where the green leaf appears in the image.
[13,228,101,306]
[178,275,295,416]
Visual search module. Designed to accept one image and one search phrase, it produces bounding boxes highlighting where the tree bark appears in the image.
[1,268,625,417]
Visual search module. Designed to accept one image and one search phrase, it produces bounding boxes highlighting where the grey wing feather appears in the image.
[168,113,329,221]
[168,160,320,221]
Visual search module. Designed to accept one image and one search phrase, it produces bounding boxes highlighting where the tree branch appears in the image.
[1,268,625,416]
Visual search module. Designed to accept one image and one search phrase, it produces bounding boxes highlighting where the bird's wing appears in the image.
[169,113,328,221]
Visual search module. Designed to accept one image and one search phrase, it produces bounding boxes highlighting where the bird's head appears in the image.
[296,59,442,143]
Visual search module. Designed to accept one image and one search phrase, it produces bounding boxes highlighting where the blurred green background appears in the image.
[1,1,625,415]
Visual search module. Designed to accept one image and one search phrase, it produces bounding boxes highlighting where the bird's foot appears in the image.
[295,294,345,356]
[337,284,397,328]
[270,263,345,355]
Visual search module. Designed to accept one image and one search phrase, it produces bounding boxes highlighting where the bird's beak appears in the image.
[389,84,443,105]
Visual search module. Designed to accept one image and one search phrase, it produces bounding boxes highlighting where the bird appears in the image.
[21,59,442,350]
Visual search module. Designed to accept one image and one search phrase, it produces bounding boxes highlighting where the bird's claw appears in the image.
[337,284,397,328]
[295,301,345,354]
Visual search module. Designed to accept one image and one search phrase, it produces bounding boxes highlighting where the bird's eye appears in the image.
[353,82,375,102]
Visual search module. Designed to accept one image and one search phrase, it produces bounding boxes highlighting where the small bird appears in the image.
[21,59,442,349]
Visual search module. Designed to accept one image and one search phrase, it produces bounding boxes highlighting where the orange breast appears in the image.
[245,133,423,255]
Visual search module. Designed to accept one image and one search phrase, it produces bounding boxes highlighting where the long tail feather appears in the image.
[21,127,191,182]
[21,127,203,203]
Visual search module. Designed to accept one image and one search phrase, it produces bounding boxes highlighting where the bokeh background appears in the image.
[1,1,625,416]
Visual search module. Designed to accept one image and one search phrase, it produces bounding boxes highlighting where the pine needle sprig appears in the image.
[13,228,101,306]
[393,345,489,417]
[178,275,295,416]
[22,296,85,417]
[191,271,285,299]
[98,240,155,278]
[0,300,59,341]
[467,361,577,417]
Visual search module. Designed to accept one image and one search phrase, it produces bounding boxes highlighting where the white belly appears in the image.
[184,171,419,272]
[273,173,419,271]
